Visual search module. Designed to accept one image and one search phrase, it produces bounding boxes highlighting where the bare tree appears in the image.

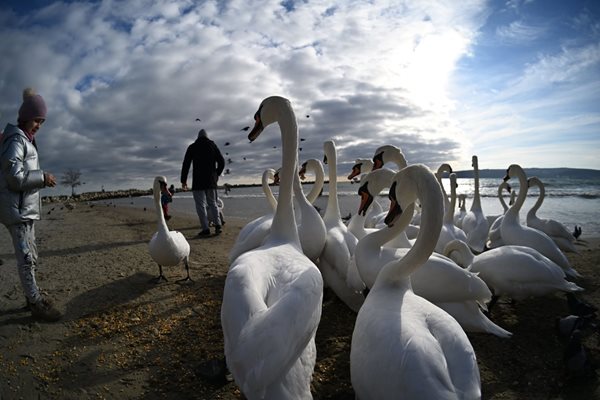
[61,168,82,196]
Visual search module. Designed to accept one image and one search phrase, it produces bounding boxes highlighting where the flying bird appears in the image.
[241,126,250,131]
[225,142,230,146]
[195,118,201,122]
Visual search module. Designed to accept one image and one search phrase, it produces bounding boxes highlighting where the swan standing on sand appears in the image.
[501,164,581,279]
[221,97,323,399]
[318,140,365,312]
[148,176,191,283]
[461,155,489,253]
[351,164,481,400]
[444,239,583,313]
[527,177,578,253]
[228,168,277,264]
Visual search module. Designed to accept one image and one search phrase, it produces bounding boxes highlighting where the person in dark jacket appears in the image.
[0,88,61,322]
[181,129,225,236]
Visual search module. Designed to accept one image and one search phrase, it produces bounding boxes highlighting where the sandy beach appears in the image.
[1,202,599,399]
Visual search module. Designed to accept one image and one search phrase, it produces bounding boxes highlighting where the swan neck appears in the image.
[498,184,508,212]
[507,167,528,218]
[154,186,169,234]
[262,171,278,211]
[324,144,341,222]
[377,175,442,285]
[306,163,324,204]
[471,160,481,209]
[269,108,300,244]
[530,181,544,214]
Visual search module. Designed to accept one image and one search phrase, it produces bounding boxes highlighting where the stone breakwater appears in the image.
[42,189,152,204]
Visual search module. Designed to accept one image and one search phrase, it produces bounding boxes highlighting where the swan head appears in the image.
[503,164,523,182]
[347,158,373,180]
[384,164,440,227]
[372,144,405,170]
[299,161,308,180]
[153,176,168,193]
[435,163,452,178]
[248,96,291,142]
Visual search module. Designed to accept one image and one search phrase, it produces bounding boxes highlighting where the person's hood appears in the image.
[1,123,26,142]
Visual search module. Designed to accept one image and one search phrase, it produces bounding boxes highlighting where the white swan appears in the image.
[527,176,578,253]
[228,168,277,264]
[444,239,583,313]
[298,158,325,204]
[486,181,512,250]
[435,172,468,254]
[318,140,365,312]
[501,164,581,279]
[353,174,509,337]
[148,176,191,282]
[461,155,489,253]
[351,164,481,400]
[221,96,323,399]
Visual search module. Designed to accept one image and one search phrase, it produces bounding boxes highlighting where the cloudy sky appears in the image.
[1,0,599,194]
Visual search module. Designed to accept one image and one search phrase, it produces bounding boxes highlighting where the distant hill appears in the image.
[454,168,600,180]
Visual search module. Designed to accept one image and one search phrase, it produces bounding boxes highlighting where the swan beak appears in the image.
[384,181,401,226]
[357,184,373,216]
[384,198,402,226]
[323,154,328,165]
[248,107,264,142]
[299,162,307,180]
[347,164,361,180]
[372,153,384,170]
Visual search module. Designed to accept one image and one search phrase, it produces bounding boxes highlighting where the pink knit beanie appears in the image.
[18,88,47,122]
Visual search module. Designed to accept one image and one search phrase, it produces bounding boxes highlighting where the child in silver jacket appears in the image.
[0,88,61,322]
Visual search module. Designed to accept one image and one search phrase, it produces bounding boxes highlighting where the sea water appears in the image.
[105,177,600,237]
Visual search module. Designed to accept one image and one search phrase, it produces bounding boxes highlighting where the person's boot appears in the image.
[30,297,62,322]
[214,225,222,235]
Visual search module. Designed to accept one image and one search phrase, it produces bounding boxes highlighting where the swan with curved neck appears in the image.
[228,168,277,263]
[435,172,468,253]
[461,155,489,252]
[148,176,191,282]
[444,239,583,314]
[221,96,323,399]
[299,158,325,204]
[351,164,481,399]
[526,177,578,253]
[319,140,365,312]
[501,164,580,279]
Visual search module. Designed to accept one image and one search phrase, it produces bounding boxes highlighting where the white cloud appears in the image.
[1,0,597,194]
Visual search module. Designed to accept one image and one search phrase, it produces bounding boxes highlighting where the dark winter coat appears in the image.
[180,137,225,190]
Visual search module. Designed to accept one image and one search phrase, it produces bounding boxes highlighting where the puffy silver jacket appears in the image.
[0,123,45,225]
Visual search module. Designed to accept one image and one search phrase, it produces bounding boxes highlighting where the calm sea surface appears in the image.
[104,177,600,237]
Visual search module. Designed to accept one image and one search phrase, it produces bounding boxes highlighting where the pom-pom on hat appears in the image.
[18,88,47,122]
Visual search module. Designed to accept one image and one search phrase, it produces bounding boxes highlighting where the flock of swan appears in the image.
[148,96,590,399]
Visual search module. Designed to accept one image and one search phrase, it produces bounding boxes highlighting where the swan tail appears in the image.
[565,267,583,279]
